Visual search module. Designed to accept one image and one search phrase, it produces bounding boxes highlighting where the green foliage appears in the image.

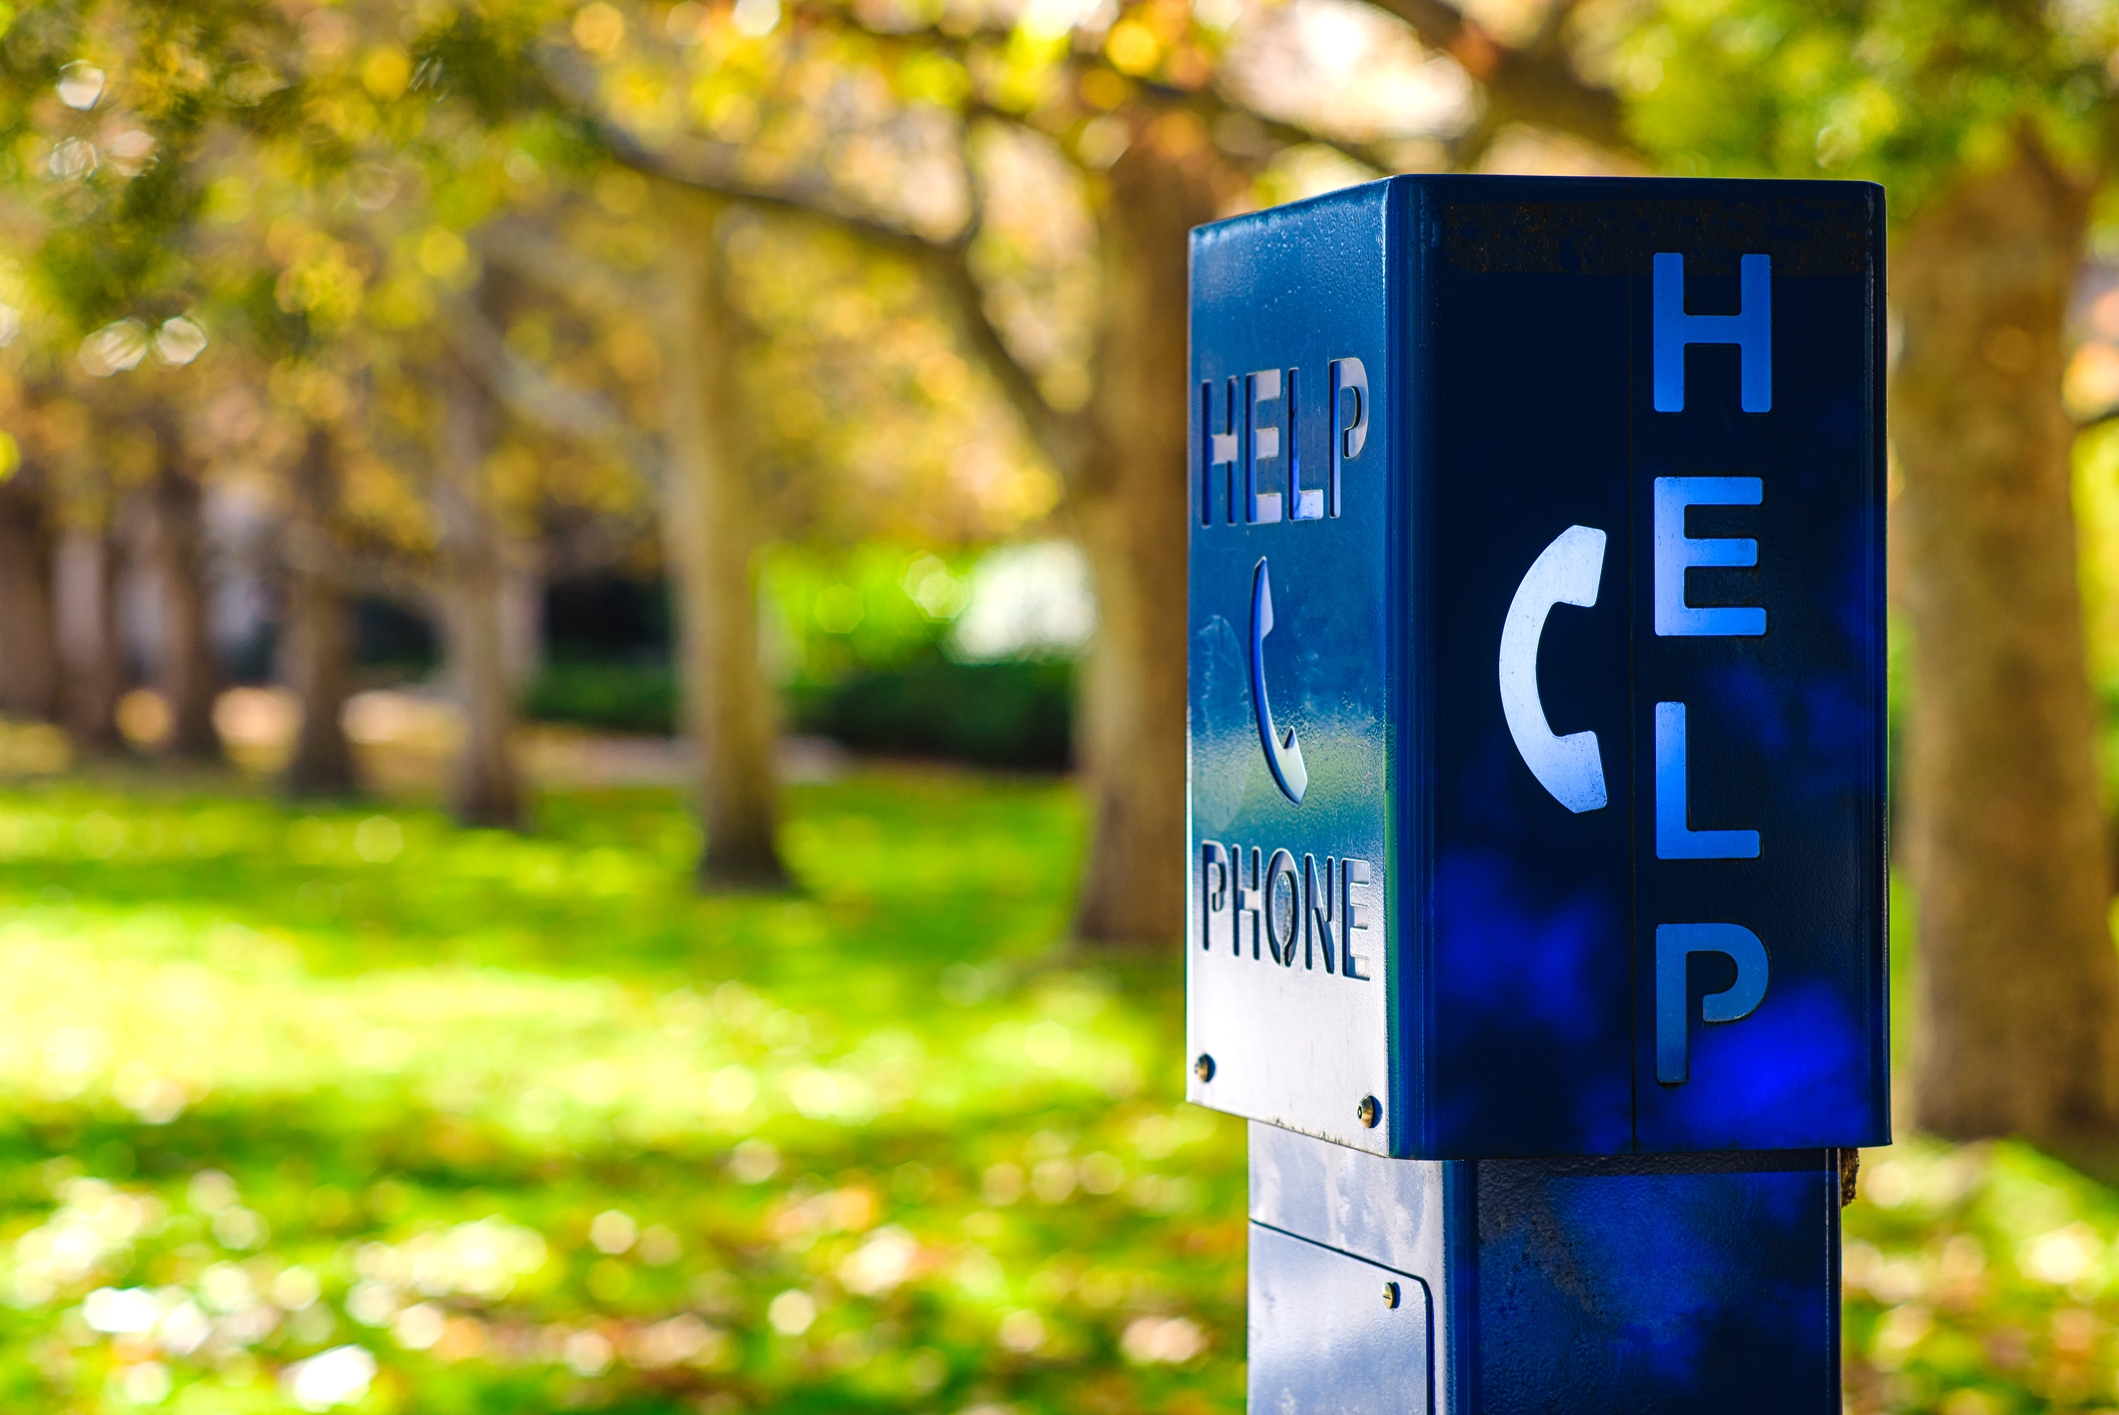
[788,654,1074,769]
[753,544,1079,767]
[762,543,977,681]
[524,660,679,735]
[1613,0,2119,214]
[0,774,1245,1413]
[523,655,1074,768]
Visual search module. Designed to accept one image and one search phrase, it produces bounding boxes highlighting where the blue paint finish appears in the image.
[1629,204,1887,1152]
[1187,184,1402,1151]
[1188,177,1887,1158]
[1430,849,1632,1155]
[1249,1125,1842,1414]
[1468,1150,1838,1414]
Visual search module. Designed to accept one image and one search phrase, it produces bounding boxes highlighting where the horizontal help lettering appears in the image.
[1199,359,1368,527]
[1197,840,1376,980]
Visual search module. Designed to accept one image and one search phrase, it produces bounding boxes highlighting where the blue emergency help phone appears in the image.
[1186,175,1885,1412]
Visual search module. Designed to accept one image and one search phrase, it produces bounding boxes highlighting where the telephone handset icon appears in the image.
[1498,525,1608,813]
[1250,559,1308,805]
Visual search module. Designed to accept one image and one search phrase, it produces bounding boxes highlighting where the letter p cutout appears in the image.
[1655,922,1769,1085]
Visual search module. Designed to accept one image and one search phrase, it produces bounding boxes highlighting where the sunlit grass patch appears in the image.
[0,773,1243,1415]
[1846,1135,2119,1413]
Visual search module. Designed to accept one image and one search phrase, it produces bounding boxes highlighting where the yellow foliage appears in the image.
[416,228,469,281]
[362,47,413,101]
[574,3,627,58]
[1104,20,1160,76]
[2075,423,2119,702]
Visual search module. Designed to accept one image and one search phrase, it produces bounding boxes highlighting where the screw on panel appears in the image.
[1382,1281,1400,1309]
[1194,1054,1216,1082]
[1356,1095,1381,1128]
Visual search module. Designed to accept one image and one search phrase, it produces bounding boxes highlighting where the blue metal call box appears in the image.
[1185,176,1888,1160]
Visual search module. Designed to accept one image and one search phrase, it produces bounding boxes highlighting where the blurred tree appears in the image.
[1001,124,1222,945]
[0,0,1640,946]
[0,0,244,762]
[143,403,220,761]
[50,511,124,752]
[663,193,789,887]
[0,0,663,817]
[1620,0,2119,1149]
[0,452,60,722]
[562,0,1437,941]
[435,335,528,828]
[281,421,359,795]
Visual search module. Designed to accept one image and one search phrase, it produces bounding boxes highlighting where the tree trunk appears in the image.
[0,463,60,722]
[281,423,359,797]
[52,521,123,750]
[1069,134,1222,947]
[501,562,544,691]
[434,347,527,830]
[1895,132,2119,1144]
[148,408,221,761]
[662,192,790,891]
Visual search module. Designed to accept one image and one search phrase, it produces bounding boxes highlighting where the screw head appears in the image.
[1194,1054,1216,1082]
[1356,1095,1381,1129]
[1382,1281,1400,1309]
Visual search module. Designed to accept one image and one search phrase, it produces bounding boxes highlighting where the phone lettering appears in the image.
[1198,841,1375,980]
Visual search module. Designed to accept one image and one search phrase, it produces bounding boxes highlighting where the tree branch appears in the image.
[444,291,667,483]
[545,47,1082,470]
[791,0,1621,166]
[921,234,1084,470]
[475,215,654,316]
[1359,0,1627,162]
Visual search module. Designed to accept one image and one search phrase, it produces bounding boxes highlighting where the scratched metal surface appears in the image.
[1248,1224,1432,1415]
[1186,176,1888,1159]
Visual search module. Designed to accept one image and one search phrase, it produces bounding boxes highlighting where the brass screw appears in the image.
[1194,1054,1216,1082]
[1357,1095,1381,1129]
[1382,1281,1400,1309]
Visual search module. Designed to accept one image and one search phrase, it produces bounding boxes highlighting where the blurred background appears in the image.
[0,0,2116,1411]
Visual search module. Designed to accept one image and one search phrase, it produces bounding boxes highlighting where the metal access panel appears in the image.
[1187,176,1888,1158]
[1248,1123,1842,1415]
[1249,1226,1432,1415]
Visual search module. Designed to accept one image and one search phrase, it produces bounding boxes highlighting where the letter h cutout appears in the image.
[1653,254,1771,413]
[1201,377,1239,525]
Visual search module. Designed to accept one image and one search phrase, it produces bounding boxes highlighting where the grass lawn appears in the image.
[0,766,2109,1414]
[0,769,1242,1414]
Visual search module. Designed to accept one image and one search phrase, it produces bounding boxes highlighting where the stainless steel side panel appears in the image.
[1248,1121,1448,1275]
[1249,1223,1432,1415]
